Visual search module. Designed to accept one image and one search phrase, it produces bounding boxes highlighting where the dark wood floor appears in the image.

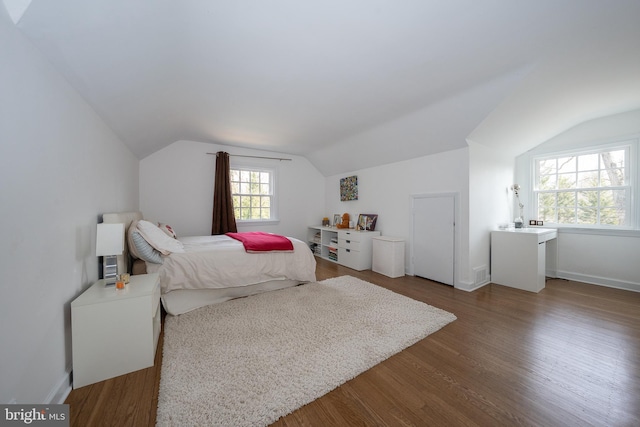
[66,258,640,426]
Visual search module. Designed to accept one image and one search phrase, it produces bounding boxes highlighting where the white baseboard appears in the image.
[555,270,640,293]
[46,368,72,404]
[455,279,489,292]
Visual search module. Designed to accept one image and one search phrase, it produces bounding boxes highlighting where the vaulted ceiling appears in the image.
[6,0,640,175]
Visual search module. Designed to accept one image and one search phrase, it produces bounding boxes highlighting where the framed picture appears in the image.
[340,175,358,201]
[357,214,378,231]
[333,214,342,227]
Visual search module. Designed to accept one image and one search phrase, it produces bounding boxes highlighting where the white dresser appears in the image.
[71,273,161,388]
[307,226,380,271]
[491,228,557,293]
[337,229,380,271]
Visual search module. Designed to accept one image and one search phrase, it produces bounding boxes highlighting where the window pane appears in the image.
[240,182,251,194]
[577,171,598,188]
[600,167,625,187]
[260,197,270,207]
[240,170,250,182]
[600,207,625,226]
[558,207,576,224]
[260,183,270,195]
[260,172,270,183]
[557,173,576,189]
[577,207,597,224]
[577,153,599,171]
[538,159,556,175]
[231,182,240,193]
[230,170,239,181]
[577,190,597,207]
[261,208,270,219]
[538,174,557,190]
[557,192,576,207]
[558,156,576,173]
[251,196,260,208]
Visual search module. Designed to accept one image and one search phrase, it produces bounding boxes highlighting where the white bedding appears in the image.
[146,234,317,294]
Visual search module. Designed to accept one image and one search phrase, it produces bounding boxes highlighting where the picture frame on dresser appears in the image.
[357,214,378,231]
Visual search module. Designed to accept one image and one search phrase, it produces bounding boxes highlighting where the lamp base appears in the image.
[103,255,118,287]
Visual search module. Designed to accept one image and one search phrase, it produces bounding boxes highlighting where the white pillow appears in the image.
[136,220,185,255]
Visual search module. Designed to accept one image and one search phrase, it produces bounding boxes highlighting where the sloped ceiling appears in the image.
[8,0,640,175]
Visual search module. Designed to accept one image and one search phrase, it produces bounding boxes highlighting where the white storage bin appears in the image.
[372,236,405,278]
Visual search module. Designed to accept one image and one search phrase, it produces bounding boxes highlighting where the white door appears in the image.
[412,194,455,286]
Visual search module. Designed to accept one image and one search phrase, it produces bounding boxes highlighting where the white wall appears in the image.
[140,140,325,242]
[468,141,515,288]
[324,148,471,287]
[0,7,139,404]
[515,109,640,292]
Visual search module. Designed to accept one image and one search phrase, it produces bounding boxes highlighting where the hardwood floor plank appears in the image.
[65,258,640,426]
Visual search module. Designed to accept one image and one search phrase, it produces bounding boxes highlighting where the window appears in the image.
[533,144,631,227]
[230,167,277,222]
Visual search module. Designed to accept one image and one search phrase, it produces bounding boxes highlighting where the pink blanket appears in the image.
[226,232,294,252]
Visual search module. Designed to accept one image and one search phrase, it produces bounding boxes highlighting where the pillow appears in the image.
[157,222,177,239]
[130,230,164,264]
[136,219,185,255]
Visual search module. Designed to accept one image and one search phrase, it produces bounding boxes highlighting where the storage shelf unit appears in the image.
[308,226,380,271]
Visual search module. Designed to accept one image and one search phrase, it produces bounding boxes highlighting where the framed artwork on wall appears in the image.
[340,175,358,201]
[333,214,342,227]
[356,214,378,231]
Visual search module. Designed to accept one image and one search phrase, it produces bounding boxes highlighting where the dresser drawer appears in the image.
[338,238,361,251]
[340,248,362,270]
[338,230,362,243]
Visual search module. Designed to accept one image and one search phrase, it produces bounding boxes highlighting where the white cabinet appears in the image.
[71,273,161,388]
[338,229,380,270]
[491,228,557,293]
[372,236,405,278]
[308,226,380,271]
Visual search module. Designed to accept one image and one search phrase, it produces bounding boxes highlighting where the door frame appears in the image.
[410,192,460,287]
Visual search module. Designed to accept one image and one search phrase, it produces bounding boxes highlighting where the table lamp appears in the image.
[96,223,124,286]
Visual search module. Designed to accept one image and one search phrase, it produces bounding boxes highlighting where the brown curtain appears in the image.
[212,151,237,234]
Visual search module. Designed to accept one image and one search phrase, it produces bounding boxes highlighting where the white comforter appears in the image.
[146,235,317,294]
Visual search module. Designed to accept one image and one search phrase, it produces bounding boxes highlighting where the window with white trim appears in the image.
[230,167,277,221]
[533,144,631,227]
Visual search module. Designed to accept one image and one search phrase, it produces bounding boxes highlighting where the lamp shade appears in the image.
[96,223,124,256]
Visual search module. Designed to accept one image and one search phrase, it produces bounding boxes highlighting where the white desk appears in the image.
[491,228,557,293]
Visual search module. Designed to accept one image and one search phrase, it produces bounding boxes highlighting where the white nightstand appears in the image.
[71,273,161,388]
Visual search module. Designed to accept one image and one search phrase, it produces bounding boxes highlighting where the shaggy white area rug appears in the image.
[156,275,456,426]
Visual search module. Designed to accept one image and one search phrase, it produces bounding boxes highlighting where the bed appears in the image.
[102,212,316,315]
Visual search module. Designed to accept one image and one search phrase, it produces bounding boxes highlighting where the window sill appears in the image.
[553,227,640,238]
[236,219,280,226]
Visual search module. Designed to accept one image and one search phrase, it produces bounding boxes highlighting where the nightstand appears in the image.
[71,273,161,388]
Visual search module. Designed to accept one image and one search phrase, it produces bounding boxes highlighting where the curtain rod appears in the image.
[207,152,292,161]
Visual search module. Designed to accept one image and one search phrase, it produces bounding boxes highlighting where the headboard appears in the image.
[102,211,143,275]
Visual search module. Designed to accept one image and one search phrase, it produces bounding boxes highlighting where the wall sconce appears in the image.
[96,223,124,286]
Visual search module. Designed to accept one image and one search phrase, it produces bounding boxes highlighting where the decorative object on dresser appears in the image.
[339,175,358,201]
[333,213,342,227]
[95,223,124,286]
[156,275,456,427]
[71,273,161,388]
[356,213,378,231]
[335,212,350,228]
